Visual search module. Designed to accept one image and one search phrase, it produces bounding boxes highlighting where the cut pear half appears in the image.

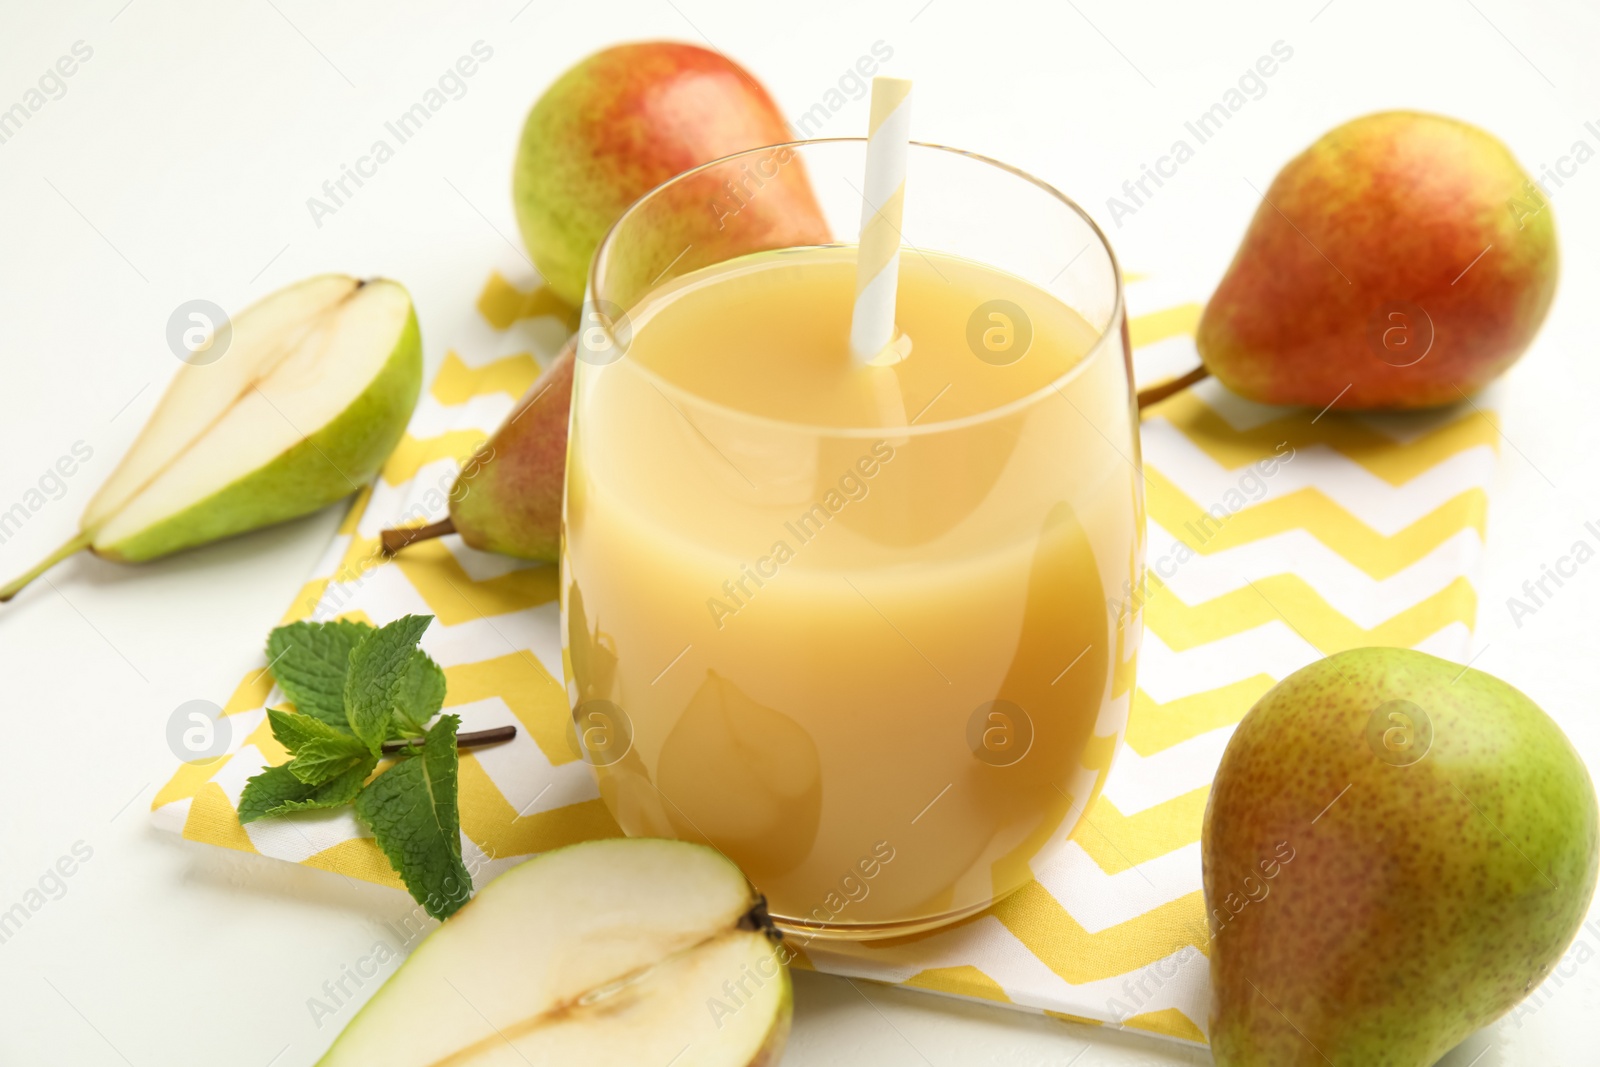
[317,838,792,1067]
[0,274,422,601]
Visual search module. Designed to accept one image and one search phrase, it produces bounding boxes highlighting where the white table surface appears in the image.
[3,2,1599,1064]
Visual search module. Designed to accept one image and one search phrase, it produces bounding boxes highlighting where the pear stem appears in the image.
[380,517,456,557]
[0,531,94,603]
[382,725,515,754]
[738,895,783,943]
[1137,365,1210,412]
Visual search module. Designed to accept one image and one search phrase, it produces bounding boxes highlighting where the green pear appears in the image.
[1197,111,1558,410]
[1203,648,1598,1065]
[317,838,792,1066]
[0,275,421,601]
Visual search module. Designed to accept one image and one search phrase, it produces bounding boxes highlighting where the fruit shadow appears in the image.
[792,970,1509,1064]
[68,506,346,601]
[1434,1031,1506,1066]
[789,971,1212,1064]
[144,818,418,925]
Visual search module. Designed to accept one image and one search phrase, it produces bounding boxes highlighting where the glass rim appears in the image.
[586,138,1129,440]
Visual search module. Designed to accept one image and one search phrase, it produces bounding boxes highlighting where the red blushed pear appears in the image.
[383,340,574,562]
[385,44,832,562]
[512,41,831,307]
[447,341,576,560]
[1196,111,1558,410]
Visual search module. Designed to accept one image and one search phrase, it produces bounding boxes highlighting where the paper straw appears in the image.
[849,77,912,366]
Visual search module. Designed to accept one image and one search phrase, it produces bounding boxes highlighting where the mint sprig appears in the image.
[237,614,476,920]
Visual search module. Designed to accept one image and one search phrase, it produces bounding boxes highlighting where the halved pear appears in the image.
[318,838,792,1067]
[0,275,421,601]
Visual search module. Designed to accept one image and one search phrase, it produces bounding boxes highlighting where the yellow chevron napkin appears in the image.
[153,271,1498,1046]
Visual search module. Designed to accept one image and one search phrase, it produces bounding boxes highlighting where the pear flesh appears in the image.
[317,838,791,1067]
[1,275,421,600]
[1204,647,1599,1065]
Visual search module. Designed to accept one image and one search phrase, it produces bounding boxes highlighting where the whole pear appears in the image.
[1203,647,1597,1065]
[512,41,829,306]
[388,46,833,564]
[1197,111,1558,409]
[382,341,573,562]
[449,341,574,560]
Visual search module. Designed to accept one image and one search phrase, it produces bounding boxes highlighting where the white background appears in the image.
[1,1,1598,1064]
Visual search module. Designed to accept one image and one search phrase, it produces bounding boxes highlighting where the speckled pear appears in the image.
[1204,648,1598,1065]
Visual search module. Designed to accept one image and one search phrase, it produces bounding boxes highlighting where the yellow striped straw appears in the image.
[850,76,912,366]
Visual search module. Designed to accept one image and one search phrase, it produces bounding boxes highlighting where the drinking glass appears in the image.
[562,139,1143,940]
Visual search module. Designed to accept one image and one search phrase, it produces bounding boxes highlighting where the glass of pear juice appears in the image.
[562,139,1144,940]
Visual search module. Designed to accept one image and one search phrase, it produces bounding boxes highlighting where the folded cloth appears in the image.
[154,271,1496,1045]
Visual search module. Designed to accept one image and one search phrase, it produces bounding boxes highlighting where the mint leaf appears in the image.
[344,615,434,753]
[354,714,472,920]
[268,709,370,783]
[393,650,447,737]
[288,734,373,785]
[237,757,376,823]
[266,620,373,730]
[238,765,306,823]
[267,708,353,754]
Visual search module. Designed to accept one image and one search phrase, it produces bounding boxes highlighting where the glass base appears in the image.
[769,892,1009,943]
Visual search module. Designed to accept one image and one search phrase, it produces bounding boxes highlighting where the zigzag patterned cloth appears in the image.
[153,271,1497,1045]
